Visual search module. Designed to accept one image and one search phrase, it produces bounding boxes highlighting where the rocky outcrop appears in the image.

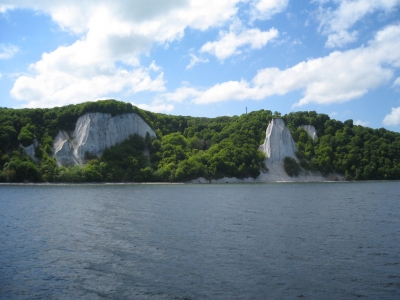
[192,119,330,183]
[256,118,328,182]
[23,139,39,163]
[53,130,77,166]
[259,118,297,162]
[53,113,156,166]
[300,125,317,141]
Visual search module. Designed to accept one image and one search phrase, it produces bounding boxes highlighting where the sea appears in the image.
[0,182,399,299]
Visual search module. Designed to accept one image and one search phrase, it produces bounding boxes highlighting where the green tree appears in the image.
[283,157,301,177]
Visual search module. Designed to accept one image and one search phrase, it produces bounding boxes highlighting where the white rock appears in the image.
[23,139,39,162]
[300,125,317,141]
[53,130,79,166]
[254,118,324,181]
[190,118,339,183]
[53,113,156,166]
[259,118,297,162]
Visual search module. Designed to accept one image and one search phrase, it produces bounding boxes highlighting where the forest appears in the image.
[1,99,400,182]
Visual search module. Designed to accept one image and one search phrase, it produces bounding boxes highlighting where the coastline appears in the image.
[3,179,399,186]
[0,181,310,185]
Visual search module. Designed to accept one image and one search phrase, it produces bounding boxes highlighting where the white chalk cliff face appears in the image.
[259,118,297,162]
[300,125,317,141]
[193,118,330,183]
[23,139,39,163]
[256,118,326,182]
[53,113,156,166]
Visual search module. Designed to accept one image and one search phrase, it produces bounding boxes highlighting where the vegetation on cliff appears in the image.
[283,111,400,180]
[1,100,399,182]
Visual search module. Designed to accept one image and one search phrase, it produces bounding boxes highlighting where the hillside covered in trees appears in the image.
[1,100,400,183]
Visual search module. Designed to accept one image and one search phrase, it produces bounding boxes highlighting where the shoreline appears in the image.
[0,182,185,186]
[1,179,399,186]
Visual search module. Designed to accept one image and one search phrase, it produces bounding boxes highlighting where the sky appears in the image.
[1,0,400,131]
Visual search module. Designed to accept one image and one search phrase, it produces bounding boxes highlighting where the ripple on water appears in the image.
[0,182,400,299]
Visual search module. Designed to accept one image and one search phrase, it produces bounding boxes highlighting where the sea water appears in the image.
[1,182,399,299]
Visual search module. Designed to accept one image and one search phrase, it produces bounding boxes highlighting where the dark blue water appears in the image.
[1,182,400,299]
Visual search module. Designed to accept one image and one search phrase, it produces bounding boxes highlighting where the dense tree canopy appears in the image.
[1,100,399,182]
[283,111,400,180]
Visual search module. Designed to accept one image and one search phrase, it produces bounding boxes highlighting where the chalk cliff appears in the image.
[256,118,327,182]
[53,113,156,166]
[300,125,317,141]
[259,118,297,162]
[191,119,342,183]
[23,139,39,163]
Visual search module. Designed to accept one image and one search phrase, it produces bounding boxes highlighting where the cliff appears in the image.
[53,113,156,166]
[300,125,317,141]
[23,139,39,163]
[7,100,383,183]
[259,118,297,162]
[167,117,330,183]
[257,118,327,182]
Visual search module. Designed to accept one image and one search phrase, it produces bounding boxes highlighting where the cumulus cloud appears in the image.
[172,25,400,106]
[2,0,242,107]
[186,54,209,69]
[251,0,289,21]
[200,26,278,60]
[317,0,400,48]
[354,120,369,126]
[330,112,338,117]
[8,5,166,108]
[1,0,240,36]
[0,6,10,13]
[164,86,202,102]
[11,63,165,108]
[383,106,400,125]
[0,44,19,59]
[134,100,174,113]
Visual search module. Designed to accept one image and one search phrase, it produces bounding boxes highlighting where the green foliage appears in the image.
[40,154,57,182]
[283,157,301,177]
[1,100,400,182]
[2,148,41,182]
[83,160,103,182]
[284,111,400,180]
[18,126,34,147]
[148,109,271,181]
[54,166,86,183]
[99,134,149,182]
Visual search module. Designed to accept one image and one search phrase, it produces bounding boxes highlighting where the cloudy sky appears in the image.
[1,0,400,130]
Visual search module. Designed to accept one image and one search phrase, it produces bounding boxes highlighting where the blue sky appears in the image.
[1,0,400,131]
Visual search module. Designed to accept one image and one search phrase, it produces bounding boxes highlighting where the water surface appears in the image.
[1,182,399,299]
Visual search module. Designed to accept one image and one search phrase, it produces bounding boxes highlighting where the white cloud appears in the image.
[164,86,202,102]
[134,100,174,113]
[0,5,12,13]
[251,0,289,21]
[317,0,400,48]
[325,30,358,48]
[0,44,19,59]
[354,120,369,126]
[383,107,400,125]
[11,64,165,108]
[1,0,242,40]
[186,54,209,69]
[193,80,253,104]
[175,25,400,106]
[393,77,400,87]
[200,26,278,60]
[2,0,243,107]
